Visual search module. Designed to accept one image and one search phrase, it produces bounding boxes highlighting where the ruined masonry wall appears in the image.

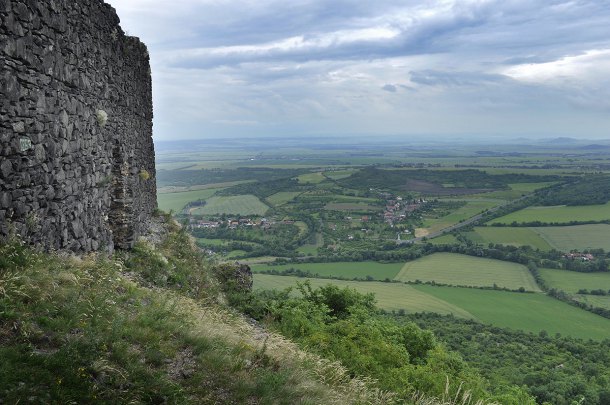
[0,0,157,251]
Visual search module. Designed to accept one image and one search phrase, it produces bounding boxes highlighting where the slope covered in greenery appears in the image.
[0,215,535,404]
[0,219,387,404]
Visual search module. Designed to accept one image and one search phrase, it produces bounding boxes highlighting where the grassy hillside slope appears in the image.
[0,219,388,404]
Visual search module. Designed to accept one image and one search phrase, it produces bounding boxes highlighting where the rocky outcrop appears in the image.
[0,0,156,251]
[214,263,254,294]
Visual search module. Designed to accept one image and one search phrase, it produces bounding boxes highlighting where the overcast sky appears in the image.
[105,0,610,141]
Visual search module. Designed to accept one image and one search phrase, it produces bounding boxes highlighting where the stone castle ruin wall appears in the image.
[0,0,157,251]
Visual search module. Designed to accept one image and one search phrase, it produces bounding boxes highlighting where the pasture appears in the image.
[297,172,326,184]
[324,169,357,180]
[414,285,610,340]
[469,227,552,250]
[251,261,403,281]
[196,238,227,246]
[324,203,381,212]
[533,224,610,251]
[157,188,220,213]
[421,200,498,234]
[429,234,459,245]
[266,192,301,206]
[470,182,556,200]
[157,180,254,194]
[537,268,610,294]
[394,253,541,291]
[253,275,474,317]
[574,295,610,310]
[297,233,324,256]
[489,202,610,225]
[191,195,269,216]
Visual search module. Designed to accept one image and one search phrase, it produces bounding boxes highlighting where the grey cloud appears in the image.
[409,70,509,87]
[106,0,610,141]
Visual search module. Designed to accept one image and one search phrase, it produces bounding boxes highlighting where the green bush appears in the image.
[232,281,510,402]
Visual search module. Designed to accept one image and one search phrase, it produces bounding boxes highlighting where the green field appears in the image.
[266,192,301,206]
[574,295,610,310]
[394,253,541,291]
[253,275,474,317]
[469,182,555,200]
[533,224,610,251]
[196,238,227,246]
[414,285,610,340]
[420,200,498,235]
[538,268,610,294]
[297,172,326,184]
[157,189,220,212]
[429,233,459,245]
[324,203,380,211]
[490,202,610,225]
[191,195,269,216]
[324,169,357,180]
[324,194,378,203]
[469,227,552,250]
[297,233,324,256]
[157,180,254,194]
[251,261,403,281]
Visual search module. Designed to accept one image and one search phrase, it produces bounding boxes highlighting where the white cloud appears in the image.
[503,49,610,84]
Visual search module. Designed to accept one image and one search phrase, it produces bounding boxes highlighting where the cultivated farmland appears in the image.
[324,203,381,211]
[191,195,269,216]
[251,261,403,281]
[253,274,474,317]
[157,188,220,212]
[533,224,610,251]
[419,200,498,235]
[297,172,326,184]
[324,169,357,180]
[266,192,301,206]
[574,295,610,310]
[537,268,610,294]
[468,227,552,250]
[414,285,610,340]
[489,202,610,225]
[394,253,541,291]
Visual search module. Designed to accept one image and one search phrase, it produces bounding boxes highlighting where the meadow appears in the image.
[266,191,301,206]
[533,224,610,251]
[489,202,610,224]
[467,182,556,200]
[297,172,326,184]
[537,268,610,294]
[323,169,357,180]
[296,233,324,255]
[157,180,254,194]
[253,274,474,317]
[418,200,498,236]
[574,295,610,310]
[253,274,610,340]
[414,285,610,340]
[324,202,381,211]
[428,233,459,245]
[251,261,403,280]
[394,253,541,291]
[468,227,552,250]
[157,188,220,212]
[191,195,269,216]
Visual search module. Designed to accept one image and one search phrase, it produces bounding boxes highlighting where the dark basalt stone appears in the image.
[0,0,157,252]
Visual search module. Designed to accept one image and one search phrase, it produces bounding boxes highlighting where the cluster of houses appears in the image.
[563,252,595,261]
[382,196,426,226]
[190,217,295,230]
